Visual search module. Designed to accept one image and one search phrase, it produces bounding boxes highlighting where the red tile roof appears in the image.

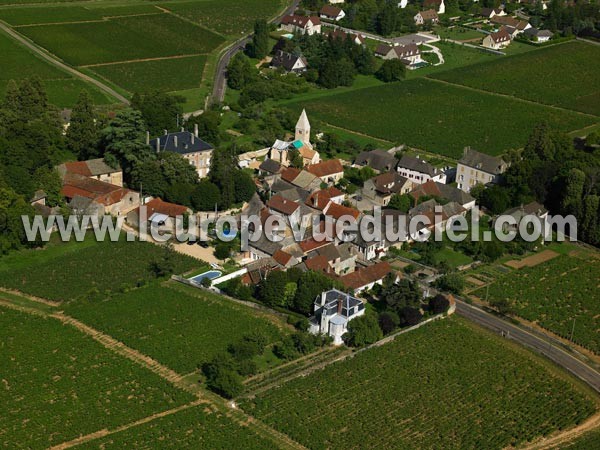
[273,249,293,266]
[325,202,360,221]
[61,173,131,206]
[305,255,331,273]
[299,237,330,253]
[340,262,391,290]
[281,167,301,183]
[306,159,343,178]
[142,198,189,218]
[320,5,343,17]
[63,161,93,177]
[409,180,442,201]
[269,194,300,216]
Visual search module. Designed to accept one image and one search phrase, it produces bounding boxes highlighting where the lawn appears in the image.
[0,239,203,302]
[161,0,284,37]
[0,307,194,449]
[75,403,275,449]
[19,13,224,66]
[63,283,290,373]
[473,249,600,353]
[433,245,473,268]
[283,78,595,158]
[90,55,207,93]
[0,28,113,106]
[241,318,597,449]
[437,26,484,41]
[431,41,600,116]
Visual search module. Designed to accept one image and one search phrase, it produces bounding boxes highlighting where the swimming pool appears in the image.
[188,270,222,284]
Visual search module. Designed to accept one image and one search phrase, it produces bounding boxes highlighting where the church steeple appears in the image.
[295,109,311,147]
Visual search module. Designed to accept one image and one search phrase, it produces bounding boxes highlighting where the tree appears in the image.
[293,270,339,315]
[490,297,514,316]
[0,187,37,255]
[149,244,176,277]
[234,171,256,203]
[226,53,257,90]
[186,110,221,146]
[399,306,422,327]
[428,294,450,314]
[257,271,289,307]
[388,193,412,212]
[191,180,221,211]
[131,91,184,136]
[288,149,304,168]
[378,311,400,334]
[434,273,464,295]
[376,59,406,82]
[201,354,244,399]
[67,90,98,160]
[100,109,154,180]
[247,19,270,59]
[214,243,232,260]
[318,57,355,88]
[382,278,421,314]
[344,313,383,347]
[210,146,238,208]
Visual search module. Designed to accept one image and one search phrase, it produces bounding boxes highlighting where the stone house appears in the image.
[280,15,322,35]
[397,155,447,185]
[58,158,123,187]
[456,147,509,192]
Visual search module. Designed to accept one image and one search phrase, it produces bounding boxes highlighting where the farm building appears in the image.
[57,158,123,187]
[309,289,365,345]
[126,197,191,231]
[354,148,398,173]
[306,159,344,184]
[149,126,213,179]
[397,155,447,185]
[319,5,346,21]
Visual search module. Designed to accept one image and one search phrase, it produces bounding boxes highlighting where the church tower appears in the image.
[295,109,311,148]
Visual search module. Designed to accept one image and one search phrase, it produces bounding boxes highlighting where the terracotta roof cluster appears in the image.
[306,159,343,178]
[141,198,189,218]
[325,202,360,221]
[273,249,294,267]
[320,5,343,17]
[269,194,300,216]
[491,15,529,30]
[281,167,301,183]
[61,173,130,206]
[340,261,391,290]
[372,172,410,195]
[60,158,119,177]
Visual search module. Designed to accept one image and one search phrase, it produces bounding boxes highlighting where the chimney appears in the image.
[313,192,319,207]
[191,134,195,144]
[164,129,168,135]
[181,126,184,132]
[174,135,178,148]
[145,131,150,145]
[337,297,343,315]
[194,123,199,138]
[463,146,469,156]
[155,138,160,153]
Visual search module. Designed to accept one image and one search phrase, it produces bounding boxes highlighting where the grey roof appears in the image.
[249,234,283,256]
[271,179,296,194]
[242,193,265,217]
[397,155,437,177]
[86,158,119,176]
[459,147,507,175]
[354,149,397,172]
[278,186,310,203]
[329,315,347,326]
[503,201,547,218]
[436,183,474,206]
[316,289,364,318]
[259,158,282,174]
[150,131,213,155]
[271,51,307,71]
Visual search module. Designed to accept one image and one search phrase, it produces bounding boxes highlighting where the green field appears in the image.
[90,55,207,93]
[64,284,289,373]
[0,239,202,302]
[0,28,113,106]
[161,0,283,36]
[556,430,600,449]
[0,307,194,448]
[76,403,274,449]
[241,318,597,449]
[474,250,600,353]
[19,14,224,66]
[285,78,595,158]
[431,41,600,116]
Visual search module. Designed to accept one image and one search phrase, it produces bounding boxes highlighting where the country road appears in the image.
[210,0,300,104]
[0,21,129,105]
[455,298,600,393]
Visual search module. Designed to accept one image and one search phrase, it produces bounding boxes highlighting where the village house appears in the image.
[353,148,398,173]
[57,158,123,187]
[268,194,302,224]
[305,186,345,211]
[280,15,322,35]
[306,159,344,184]
[126,197,190,232]
[423,0,445,14]
[480,7,505,19]
[522,27,554,42]
[258,158,283,178]
[483,27,512,49]
[496,201,550,238]
[414,9,439,25]
[149,125,213,179]
[457,147,509,192]
[397,155,447,184]
[409,179,476,210]
[60,173,139,216]
[363,172,414,206]
[326,29,365,45]
[491,16,531,33]
[319,5,345,21]
[339,261,393,293]
[309,289,365,345]
[270,51,308,73]
[374,43,422,67]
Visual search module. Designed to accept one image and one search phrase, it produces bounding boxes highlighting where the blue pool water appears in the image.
[189,270,222,284]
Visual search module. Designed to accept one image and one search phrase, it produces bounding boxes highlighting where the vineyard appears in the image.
[0,239,202,302]
[241,318,597,449]
[473,252,600,353]
[64,284,289,373]
[0,307,194,449]
[284,78,595,158]
[430,41,600,116]
[75,403,274,449]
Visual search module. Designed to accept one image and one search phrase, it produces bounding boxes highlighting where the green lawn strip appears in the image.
[433,246,473,268]
[63,283,290,374]
[0,307,194,448]
[241,317,597,449]
[473,250,600,353]
[430,41,600,116]
[282,78,595,158]
[0,239,202,302]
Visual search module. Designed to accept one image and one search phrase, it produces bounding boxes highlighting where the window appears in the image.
[459,175,464,181]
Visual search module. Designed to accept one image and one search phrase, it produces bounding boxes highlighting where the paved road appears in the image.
[0,21,129,105]
[455,298,600,393]
[210,0,300,104]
